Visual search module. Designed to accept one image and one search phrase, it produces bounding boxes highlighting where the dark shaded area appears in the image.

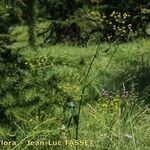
[42,22,82,45]
[112,63,150,104]
[1,0,149,44]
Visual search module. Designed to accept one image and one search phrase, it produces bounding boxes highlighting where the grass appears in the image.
[0,24,150,150]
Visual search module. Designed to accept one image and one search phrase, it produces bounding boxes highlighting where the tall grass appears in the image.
[0,24,150,150]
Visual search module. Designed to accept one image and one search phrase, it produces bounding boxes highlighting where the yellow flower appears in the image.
[110,11,115,17]
[112,11,115,14]
[30,64,34,68]
[29,119,33,122]
[123,13,127,16]
[118,15,121,18]
[40,59,44,62]
[102,15,107,18]
[110,113,114,117]
[102,103,108,108]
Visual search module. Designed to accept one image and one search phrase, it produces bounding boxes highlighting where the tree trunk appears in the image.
[27,0,36,48]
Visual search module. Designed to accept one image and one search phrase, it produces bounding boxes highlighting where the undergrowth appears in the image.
[0,25,150,150]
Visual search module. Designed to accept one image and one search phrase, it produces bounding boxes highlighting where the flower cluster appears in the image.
[57,83,80,100]
[101,96,120,110]
[110,11,132,32]
[23,56,54,68]
[99,91,121,113]
[103,11,133,37]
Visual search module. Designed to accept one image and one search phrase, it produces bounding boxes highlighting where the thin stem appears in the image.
[75,43,119,150]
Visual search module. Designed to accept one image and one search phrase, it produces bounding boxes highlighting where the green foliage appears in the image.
[0,24,150,149]
[0,0,149,44]
[0,1,10,33]
[36,0,150,44]
[0,1,150,150]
